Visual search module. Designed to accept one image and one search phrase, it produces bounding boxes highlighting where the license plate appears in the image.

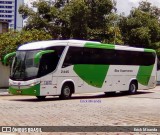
[17,90,22,94]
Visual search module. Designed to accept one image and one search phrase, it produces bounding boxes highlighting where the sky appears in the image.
[116,0,160,15]
[24,0,160,16]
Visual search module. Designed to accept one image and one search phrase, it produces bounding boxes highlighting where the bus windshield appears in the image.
[10,50,40,81]
[10,46,65,81]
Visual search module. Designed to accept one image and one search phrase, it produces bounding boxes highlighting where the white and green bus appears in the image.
[4,40,157,100]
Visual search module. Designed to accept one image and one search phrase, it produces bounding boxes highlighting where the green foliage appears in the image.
[0,29,52,62]
[19,0,123,43]
[119,1,160,56]
[3,0,160,59]
[138,1,160,19]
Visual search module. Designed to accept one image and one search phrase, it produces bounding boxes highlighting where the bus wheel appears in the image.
[60,84,72,100]
[128,82,137,94]
[36,96,46,100]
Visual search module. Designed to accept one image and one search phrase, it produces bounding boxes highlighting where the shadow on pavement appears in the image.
[9,91,153,102]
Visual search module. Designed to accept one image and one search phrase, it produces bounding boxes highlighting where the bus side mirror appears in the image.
[3,52,16,66]
[34,50,55,64]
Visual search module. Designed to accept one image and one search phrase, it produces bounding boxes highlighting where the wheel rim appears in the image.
[130,84,136,93]
[64,87,70,97]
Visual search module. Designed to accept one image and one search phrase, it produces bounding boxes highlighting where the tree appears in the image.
[119,1,160,53]
[138,1,160,19]
[19,0,123,43]
[0,29,52,63]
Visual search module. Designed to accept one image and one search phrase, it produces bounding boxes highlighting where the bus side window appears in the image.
[62,47,83,68]
[38,52,58,77]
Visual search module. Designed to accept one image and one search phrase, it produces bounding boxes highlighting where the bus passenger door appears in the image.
[40,75,57,96]
[38,52,59,96]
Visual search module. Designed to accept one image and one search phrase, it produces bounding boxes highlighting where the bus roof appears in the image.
[18,39,155,53]
[18,40,100,50]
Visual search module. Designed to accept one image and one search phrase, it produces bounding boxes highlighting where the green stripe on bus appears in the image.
[144,48,156,53]
[85,42,115,49]
[9,84,40,96]
[137,65,154,86]
[74,64,109,88]
[137,48,156,86]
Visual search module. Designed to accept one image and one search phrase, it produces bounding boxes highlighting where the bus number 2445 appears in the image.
[61,70,69,73]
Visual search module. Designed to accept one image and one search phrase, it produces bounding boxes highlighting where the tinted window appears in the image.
[37,46,65,77]
[38,52,59,77]
[62,47,155,67]
[45,46,65,57]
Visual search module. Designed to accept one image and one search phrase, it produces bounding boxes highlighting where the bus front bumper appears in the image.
[9,84,40,96]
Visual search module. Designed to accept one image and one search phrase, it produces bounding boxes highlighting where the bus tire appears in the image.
[128,81,137,94]
[60,83,72,100]
[36,96,46,100]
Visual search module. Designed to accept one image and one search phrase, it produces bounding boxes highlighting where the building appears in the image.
[0,21,8,33]
[0,0,24,30]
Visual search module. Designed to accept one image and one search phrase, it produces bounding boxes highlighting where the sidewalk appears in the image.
[0,88,9,96]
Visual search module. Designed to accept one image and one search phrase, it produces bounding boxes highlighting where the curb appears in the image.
[0,92,10,96]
